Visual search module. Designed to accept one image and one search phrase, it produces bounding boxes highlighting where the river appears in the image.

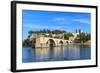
[22,45,91,63]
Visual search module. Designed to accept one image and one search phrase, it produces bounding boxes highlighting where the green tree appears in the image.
[52,30,66,34]
[64,33,73,40]
[23,39,32,47]
[28,30,34,34]
[85,34,91,41]
[79,29,81,33]
[77,33,90,43]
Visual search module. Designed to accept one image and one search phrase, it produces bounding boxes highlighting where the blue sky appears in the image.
[22,10,91,40]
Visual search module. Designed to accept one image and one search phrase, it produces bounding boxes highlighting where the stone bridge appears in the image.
[33,36,71,48]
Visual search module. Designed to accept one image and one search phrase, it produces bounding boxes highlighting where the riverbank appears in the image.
[69,42,91,45]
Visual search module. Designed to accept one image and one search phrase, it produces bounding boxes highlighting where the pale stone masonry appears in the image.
[29,30,82,48]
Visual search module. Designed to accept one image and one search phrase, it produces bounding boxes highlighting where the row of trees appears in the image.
[23,39,32,47]
[28,29,83,34]
[64,33,74,40]
[77,32,91,43]
[28,29,66,34]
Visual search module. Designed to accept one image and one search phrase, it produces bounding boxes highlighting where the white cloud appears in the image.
[72,19,90,24]
[23,24,46,29]
[53,17,71,25]
[23,24,34,28]
[23,24,62,30]
[54,17,66,21]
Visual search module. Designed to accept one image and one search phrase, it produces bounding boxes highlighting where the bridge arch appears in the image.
[59,41,63,44]
[66,41,69,44]
[58,40,63,46]
[46,39,56,47]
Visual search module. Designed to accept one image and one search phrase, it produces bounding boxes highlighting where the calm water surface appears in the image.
[22,45,91,63]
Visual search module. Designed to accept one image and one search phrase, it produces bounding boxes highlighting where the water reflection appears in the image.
[22,45,91,63]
